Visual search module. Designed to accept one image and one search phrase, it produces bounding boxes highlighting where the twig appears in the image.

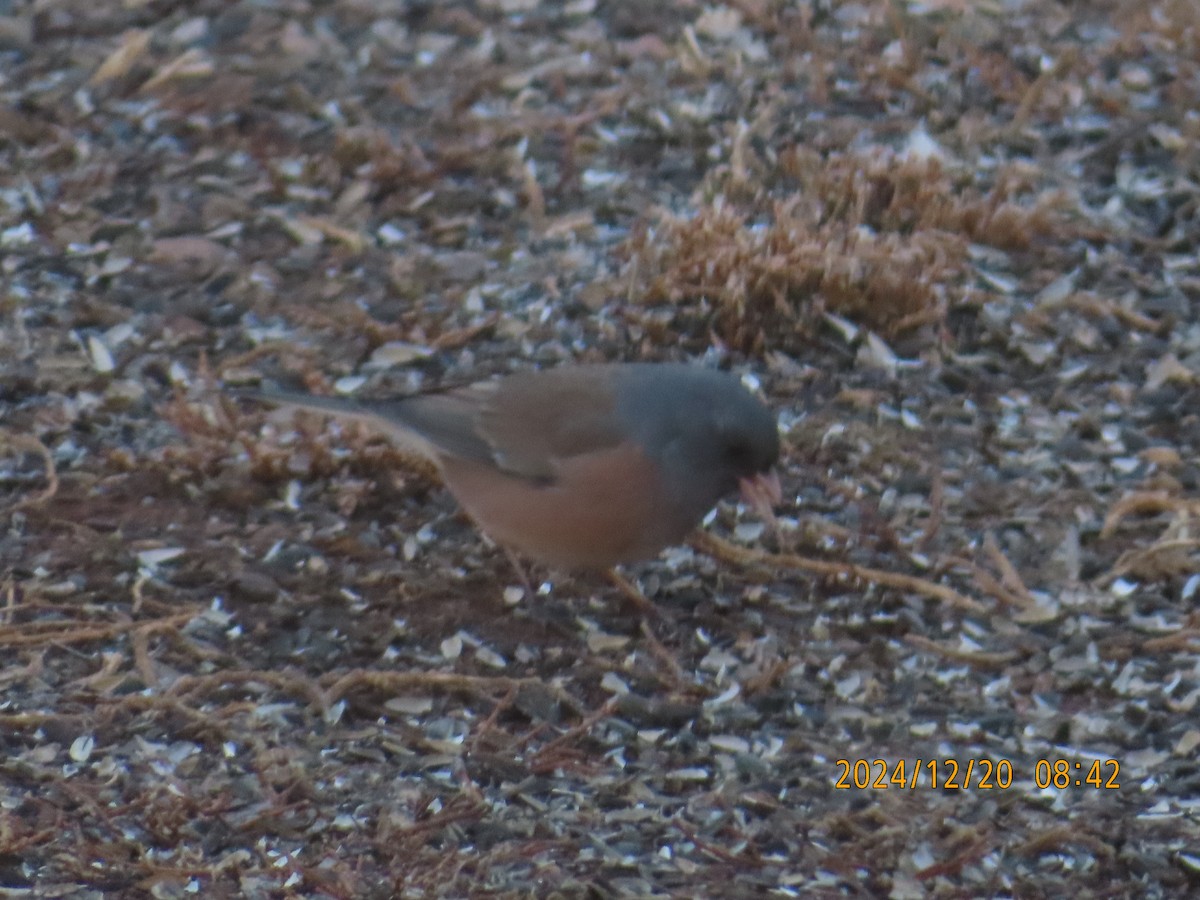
[916,463,944,551]
[0,608,200,648]
[638,618,692,693]
[0,429,59,512]
[691,531,986,613]
[904,634,1017,670]
[321,669,565,710]
[169,667,330,714]
[946,554,1032,610]
[526,696,619,765]
[983,531,1036,607]
[1142,629,1200,652]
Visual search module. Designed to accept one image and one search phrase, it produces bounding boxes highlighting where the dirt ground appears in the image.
[2,0,1200,897]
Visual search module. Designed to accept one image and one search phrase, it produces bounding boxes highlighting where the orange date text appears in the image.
[833,758,1121,790]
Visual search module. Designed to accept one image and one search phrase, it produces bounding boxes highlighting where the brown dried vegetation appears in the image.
[627,151,1070,353]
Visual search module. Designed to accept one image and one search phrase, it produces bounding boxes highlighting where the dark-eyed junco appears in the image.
[239,363,781,571]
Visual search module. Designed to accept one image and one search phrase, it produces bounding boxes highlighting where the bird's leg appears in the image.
[607,572,689,691]
[501,546,536,598]
[500,549,583,638]
[606,568,660,619]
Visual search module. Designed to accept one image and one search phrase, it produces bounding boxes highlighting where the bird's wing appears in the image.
[236,367,634,484]
[471,367,630,482]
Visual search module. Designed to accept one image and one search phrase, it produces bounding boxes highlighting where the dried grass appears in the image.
[625,151,1069,352]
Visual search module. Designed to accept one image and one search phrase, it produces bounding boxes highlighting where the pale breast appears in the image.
[438,442,690,570]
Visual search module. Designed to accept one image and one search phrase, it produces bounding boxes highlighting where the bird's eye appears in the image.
[723,438,756,469]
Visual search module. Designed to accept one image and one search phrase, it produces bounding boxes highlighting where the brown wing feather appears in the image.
[239,366,633,485]
[361,384,496,468]
[471,367,628,481]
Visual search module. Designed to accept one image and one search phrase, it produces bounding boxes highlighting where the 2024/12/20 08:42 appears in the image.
[833,757,1120,790]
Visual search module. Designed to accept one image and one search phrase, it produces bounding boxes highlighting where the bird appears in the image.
[236,362,781,572]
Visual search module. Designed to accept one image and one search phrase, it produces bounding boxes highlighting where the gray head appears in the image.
[612,364,780,520]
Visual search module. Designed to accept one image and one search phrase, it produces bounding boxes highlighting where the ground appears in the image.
[2,0,1200,897]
